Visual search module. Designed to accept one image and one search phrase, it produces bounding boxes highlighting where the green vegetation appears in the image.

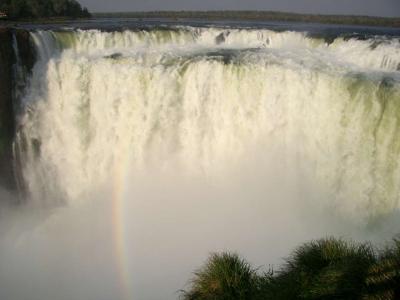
[94,11,400,28]
[181,253,258,300]
[0,0,90,20]
[367,239,400,299]
[182,237,400,300]
[261,238,376,299]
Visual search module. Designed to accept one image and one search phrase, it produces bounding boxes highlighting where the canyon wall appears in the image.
[0,27,34,194]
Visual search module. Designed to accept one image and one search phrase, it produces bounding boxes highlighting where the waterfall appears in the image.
[2,24,400,300]
[16,27,400,221]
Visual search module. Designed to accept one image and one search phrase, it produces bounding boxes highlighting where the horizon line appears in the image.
[91,10,400,19]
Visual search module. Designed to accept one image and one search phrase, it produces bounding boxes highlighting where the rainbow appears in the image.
[112,159,134,300]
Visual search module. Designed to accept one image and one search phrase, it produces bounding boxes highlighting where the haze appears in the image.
[79,0,400,18]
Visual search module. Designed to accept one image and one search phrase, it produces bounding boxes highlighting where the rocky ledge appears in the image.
[0,27,35,194]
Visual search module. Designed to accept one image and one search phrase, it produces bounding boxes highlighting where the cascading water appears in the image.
[2,24,400,300]
[19,27,400,219]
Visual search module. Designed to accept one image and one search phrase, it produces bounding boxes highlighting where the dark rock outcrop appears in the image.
[15,30,36,73]
[0,27,35,195]
[0,27,16,192]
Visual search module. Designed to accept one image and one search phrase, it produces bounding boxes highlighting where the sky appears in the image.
[79,0,400,18]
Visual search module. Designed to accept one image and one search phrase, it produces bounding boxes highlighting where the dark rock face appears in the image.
[0,27,16,192]
[15,30,36,74]
[0,27,35,196]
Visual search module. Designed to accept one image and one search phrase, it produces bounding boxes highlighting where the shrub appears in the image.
[182,237,400,300]
[366,239,400,299]
[181,252,258,300]
[271,238,376,299]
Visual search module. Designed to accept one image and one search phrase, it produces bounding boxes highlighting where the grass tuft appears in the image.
[181,237,400,300]
[181,252,258,300]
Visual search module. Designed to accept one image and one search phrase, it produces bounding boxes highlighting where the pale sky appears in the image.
[79,0,400,17]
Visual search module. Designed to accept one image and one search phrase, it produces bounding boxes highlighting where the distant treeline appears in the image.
[0,0,91,19]
[95,11,400,28]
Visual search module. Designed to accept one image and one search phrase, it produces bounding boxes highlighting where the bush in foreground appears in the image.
[181,252,258,300]
[265,238,376,299]
[367,239,400,299]
[182,237,400,300]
